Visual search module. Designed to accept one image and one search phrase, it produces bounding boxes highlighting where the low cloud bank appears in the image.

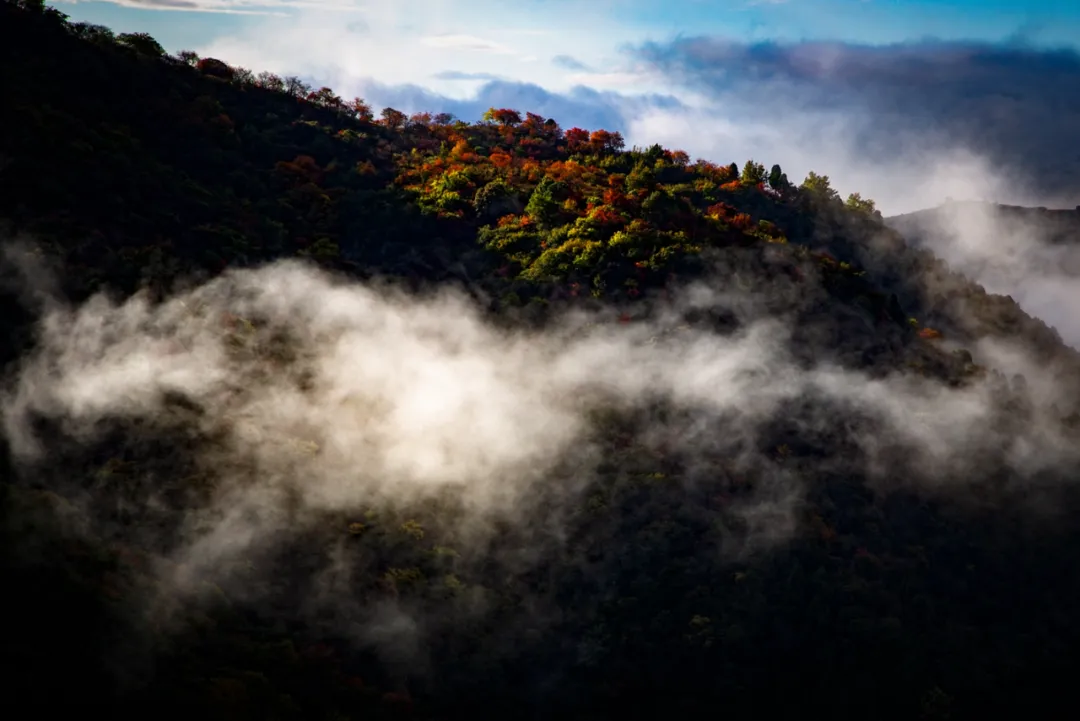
[4,254,1076,570]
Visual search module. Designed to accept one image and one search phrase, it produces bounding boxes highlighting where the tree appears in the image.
[13,0,70,21]
[768,164,790,192]
[176,50,200,67]
[409,111,433,128]
[307,87,344,111]
[69,22,114,44]
[349,97,374,122]
[196,57,234,81]
[283,76,311,98]
[589,129,625,154]
[641,143,665,166]
[474,179,522,221]
[564,128,590,153]
[525,176,569,229]
[117,32,165,58]
[741,160,766,184]
[231,66,254,85]
[845,192,881,218]
[522,112,546,131]
[642,189,681,225]
[483,108,522,127]
[800,171,839,202]
[255,71,285,92]
[379,108,407,130]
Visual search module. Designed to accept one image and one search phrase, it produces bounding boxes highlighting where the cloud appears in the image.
[63,0,365,11]
[629,37,1080,211]
[552,54,591,72]
[626,102,1029,216]
[431,70,504,82]
[60,0,356,14]
[192,3,650,96]
[6,243,1079,673]
[193,6,1079,214]
[117,0,205,10]
[420,33,514,54]
[6,253,1077,572]
[326,78,683,138]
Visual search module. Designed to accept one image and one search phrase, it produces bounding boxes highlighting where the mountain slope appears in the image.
[890,202,1080,247]
[5,3,1080,721]
[887,201,1080,353]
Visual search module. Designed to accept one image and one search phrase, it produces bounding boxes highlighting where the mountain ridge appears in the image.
[885,200,1080,354]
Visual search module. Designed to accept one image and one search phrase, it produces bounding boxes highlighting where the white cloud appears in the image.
[6,255,1079,602]
[625,100,1042,217]
[565,71,650,88]
[190,6,1071,217]
[56,0,360,14]
[192,2,659,97]
[419,34,514,54]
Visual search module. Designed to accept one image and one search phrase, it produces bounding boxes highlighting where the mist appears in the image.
[886,201,1080,350]
[1,228,1079,700]
[628,37,1080,215]
[4,249,1077,566]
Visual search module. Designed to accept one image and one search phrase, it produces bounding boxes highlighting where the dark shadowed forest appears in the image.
[4,2,1080,720]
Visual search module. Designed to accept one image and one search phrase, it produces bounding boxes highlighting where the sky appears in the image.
[48,0,1080,215]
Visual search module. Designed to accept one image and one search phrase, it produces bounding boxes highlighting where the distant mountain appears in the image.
[6,3,1080,721]
[888,201,1080,247]
[886,201,1080,350]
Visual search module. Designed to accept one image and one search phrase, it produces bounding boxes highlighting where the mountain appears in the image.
[889,201,1080,247]
[4,3,1080,721]
[886,201,1080,350]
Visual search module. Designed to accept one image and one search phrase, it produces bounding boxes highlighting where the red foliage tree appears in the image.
[706,202,733,219]
[349,97,374,122]
[668,149,690,166]
[564,127,590,152]
[379,107,407,130]
[589,129,625,154]
[306,86,343,110]
[486,108,523,126]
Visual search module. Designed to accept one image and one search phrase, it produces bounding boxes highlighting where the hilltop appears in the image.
[4,3,1080,721]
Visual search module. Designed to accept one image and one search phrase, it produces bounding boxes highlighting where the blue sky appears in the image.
[50,0,1080,51]
[47,0,1080,214]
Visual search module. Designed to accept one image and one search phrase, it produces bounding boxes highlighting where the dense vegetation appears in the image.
[5,2,1080,720]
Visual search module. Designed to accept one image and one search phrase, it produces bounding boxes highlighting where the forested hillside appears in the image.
[4,2,1080,720]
